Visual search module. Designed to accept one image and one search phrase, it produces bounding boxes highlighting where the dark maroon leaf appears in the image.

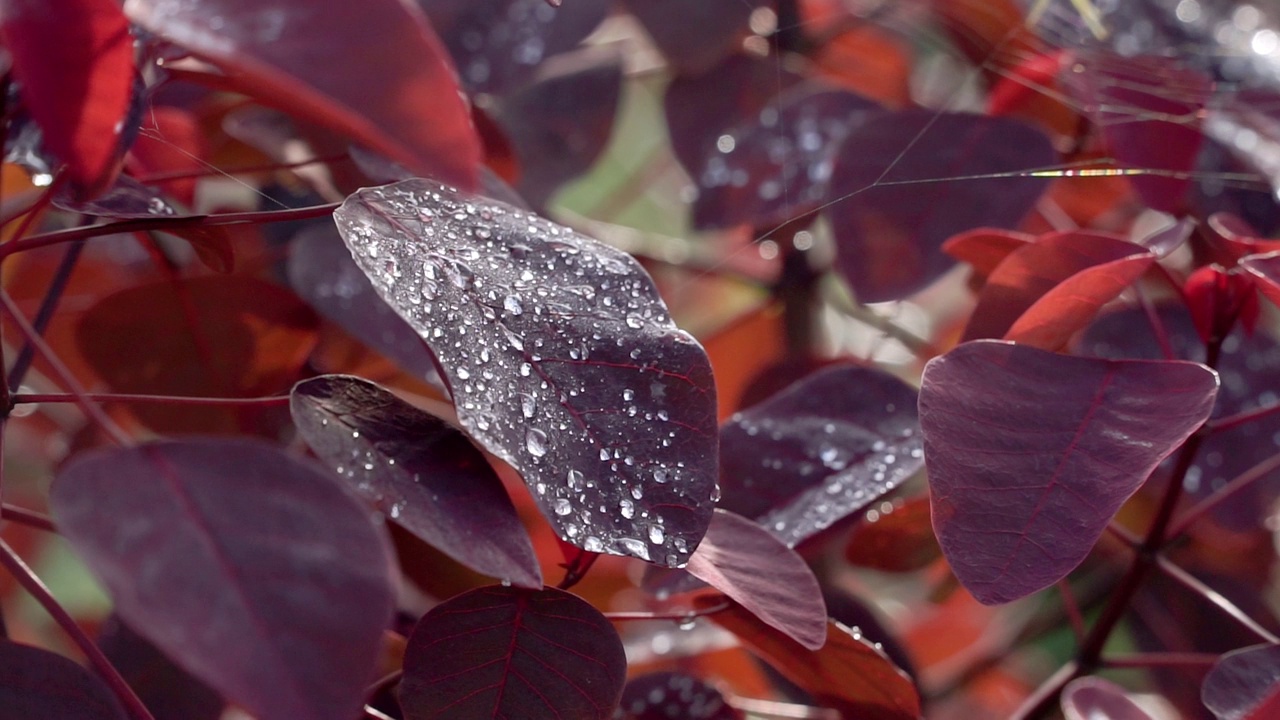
[495,48,623,211]
[614,672,742,720]
[825,111,1056,302]
[287,223,438,380]
[1062,52,1210,213]
[50,439,396,720]
[419,0,611,95]
[919,340,1218,604]
[719,364,922,547]
[97,616,223,720]
[291,374,541,588]
[401,585,626,720]
[691,85,883,231]
[821,588,917,685]
[621,0,766,74]
[1202,644,1280,720]
[0,640,127,720]
[1061,677,1154,720]
[665,53,803,176]
[685,509,827,650]
[334,179,719,566]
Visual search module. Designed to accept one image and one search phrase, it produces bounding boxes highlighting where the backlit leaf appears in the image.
[334,179,719,566]
[50,439,396,720]
[942,228,1034,279]
[291,374,541,588]
[401,585,626,720]
[0,640,127,720]
[1203,644,1280,720]
[1062,677,1154,720]
[919,340,1218,604]
[614,672,742,720]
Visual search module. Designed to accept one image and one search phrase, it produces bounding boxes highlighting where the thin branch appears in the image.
[1102,652,1221,669]
[1,503,56,532]
[1057,580,1085,643]
[1167,450,1280,540]
[1207,403,1280,434]
[1154,556,1280,645]
[8,231,87,392]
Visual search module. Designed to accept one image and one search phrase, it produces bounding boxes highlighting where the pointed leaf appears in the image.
[1203,643,1280,720]
[0,0,135,195]
[401,585,626,720]
[0,640,127,720]
[334,178,718,565]
[615,672,742,720]
[919,340,1219,604]
[686,509,827,650]
[703,599,921,720]
[291,374,541,588]
[127,0,480,187]
[1062,677,1154,720]
[719,364,922,547]
[50,439,397,720]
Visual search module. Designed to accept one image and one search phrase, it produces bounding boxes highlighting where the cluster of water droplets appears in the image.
[333,179,719,567]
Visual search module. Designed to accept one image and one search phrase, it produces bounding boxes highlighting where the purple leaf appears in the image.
[825,111,1055,302]
[1062,677,1154,720]
[291,374,541,588]
[50,439,396,720]
[621,0,766,74]
[287,223,438,380]
[1203,644,1280,720]
[614,672,743,720]
[719,364,923,547]
[691,85,882,231]
[401,585,626,720]
[919,340,1218,604]
[333,179,719,566]
[0,640,127,720]
[686,509,827,650]
[97,616,223,720]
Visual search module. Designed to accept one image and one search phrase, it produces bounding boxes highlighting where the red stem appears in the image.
[1166,451,1280,540]
[1207,403,1280,434]
[1,503,56,532]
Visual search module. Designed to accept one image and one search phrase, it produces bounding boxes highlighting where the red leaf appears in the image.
[1061,677,1154,720]
[290,374,542,588]
[1202,643,1280,720]
[1187,264,1261,343]
[50,439,397,720]
[844,496,941,573]
[0,640,127,720]
[126,106,205,206]
[702,599,921,720]
[401,585,626,720]
[919,340,1218,604]
[686,510,827,650]
[127,0,480,188]
[963,231,1155,350]
[0,0,136,195]
[942,228,1034,278]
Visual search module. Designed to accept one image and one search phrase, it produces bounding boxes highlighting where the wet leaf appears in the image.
[719,364,923,547]
[128,0,480,187]
[401,585,626,720]
[686,509,827,650]
[621,0,765,74]
[1202,643,1280,720]
[1062,677,1154,720]
[703,599,921,720]
[825,111,1055,302]
[919,340,1218,604]
[98,616,224,720]
[291,374,541,588]
[1,0,135,195]
[0,640,127,720]
[614,672,742,720]
[334,178,719,566]
[50,439,396,720]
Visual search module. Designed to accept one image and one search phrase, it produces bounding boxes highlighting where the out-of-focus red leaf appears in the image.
[1188,264,1261,343]
[943,228,1034,279]
[1204,212,1280,265]
[290,374,542,588]
[1202,644,1280,720]
[401,585,626,720]
[1061,677,1154,720]
[126,106,205,206]
[686,510,827,650]
[703,305,788,420]
[703,599,921,720]
[919,340,1218,604]
[844,496,941,573]
[75,276,319,434]
[0,640,127,720]
[97,616,224,720]
[616,672,743,720]
[0,0,135,195]
[962,231,1155,350]
[621,0,765,74]
[127,0,480,188]
[988,50,1080,148]
[930,0,1037,80]
[50,439,397,720]
[809,24,912,108]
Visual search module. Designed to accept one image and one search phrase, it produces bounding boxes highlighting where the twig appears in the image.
[1,503,56,532]
[1166,451,1280,540]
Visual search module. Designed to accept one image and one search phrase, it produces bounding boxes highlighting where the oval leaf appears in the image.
[1062,677,1154,720]
[401,585,626,720]
[127,0,480,187]
[291,374,541,588]
[703,599,921,720]
[686,509,827,650]
[1203,643,1280,720]
[0,640,127,720]
[334,178,719,566]
[919,340,1219,604]
[50,439,397,720]
[615,672,742,720]
[719,364,923,547]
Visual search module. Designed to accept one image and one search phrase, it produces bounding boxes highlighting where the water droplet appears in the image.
[653,469,669,483]
[623,388,635,401]
[583,536,604,552]
[526,428,548,457]
[521,394,536,418]
[504,295,523,315]
[566,469,585,491]
[648,525,665,544]
[620,499,635,519]
[553,498,572,515]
